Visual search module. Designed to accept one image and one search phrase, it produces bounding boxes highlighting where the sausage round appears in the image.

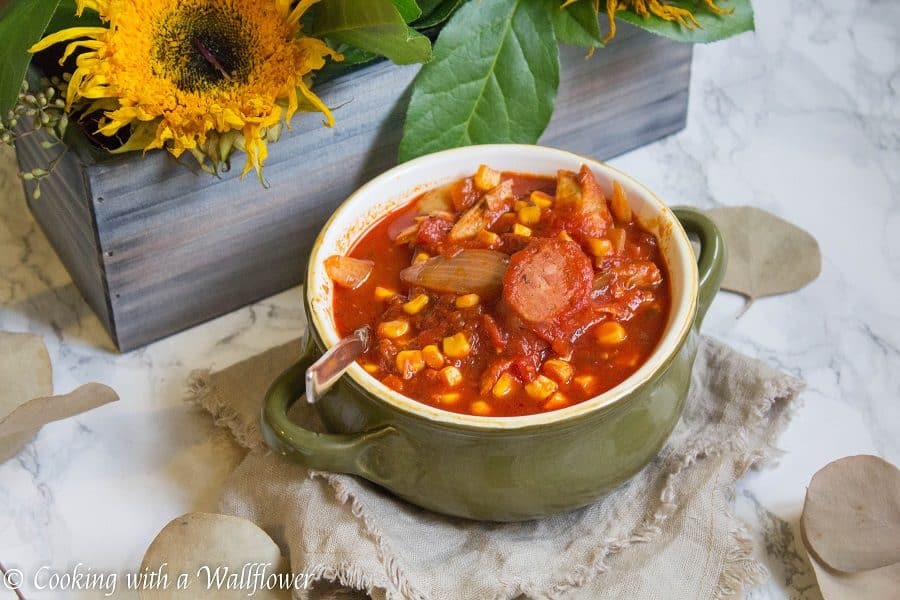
[502,239,593,325]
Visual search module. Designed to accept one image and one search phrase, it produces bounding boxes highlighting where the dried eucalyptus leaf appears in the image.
[140,512,290,600]
[0,332,119,462]
[0,331,52,461]
[801,455,900,573]
[707,206,821,310]
[804,532,900,600]
[0,383,119,437]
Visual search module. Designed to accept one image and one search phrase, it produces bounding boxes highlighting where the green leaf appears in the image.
[0,0,63,116]
[412,0,464,29]
[399,0,560,162]
[328,42,380,66]
[313,42,380,84]
[415,0,446,19]
[546,0,603,48]
[391,0,421,23]
[618,0,754,43]
[313,0,432,65]
[46,0,102,33]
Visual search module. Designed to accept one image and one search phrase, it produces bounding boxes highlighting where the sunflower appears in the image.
[30,0,341,180]
[563,0,733,44]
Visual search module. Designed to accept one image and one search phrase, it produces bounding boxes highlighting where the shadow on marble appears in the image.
[742,491,824,600]
[2,282,117,352]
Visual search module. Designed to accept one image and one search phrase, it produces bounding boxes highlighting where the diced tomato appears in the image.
[415,216,453,254]
[450,177,480,212]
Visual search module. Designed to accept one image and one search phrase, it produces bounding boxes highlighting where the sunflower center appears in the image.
[153,5,255,92]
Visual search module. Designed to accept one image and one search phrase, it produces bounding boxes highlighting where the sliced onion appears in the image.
[325,255,374,289]
[449,199,486,241]
[414,210,456,223]
[417,184,454,215]
[400,249,509,298]
[393,224,419,245]
[608,227,627,252]
[387,214,416,241]
[483,179,513,211]
[555,170,583,210]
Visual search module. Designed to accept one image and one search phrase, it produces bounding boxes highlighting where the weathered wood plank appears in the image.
[15,129,115,339]
[545,26,691,156]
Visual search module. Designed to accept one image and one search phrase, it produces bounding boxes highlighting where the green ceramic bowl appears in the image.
[261,145,725,521]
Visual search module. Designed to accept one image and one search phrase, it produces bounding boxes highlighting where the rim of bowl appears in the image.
[307,144,698,430]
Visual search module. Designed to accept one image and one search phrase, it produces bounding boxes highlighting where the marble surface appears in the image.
[1,0,898,598]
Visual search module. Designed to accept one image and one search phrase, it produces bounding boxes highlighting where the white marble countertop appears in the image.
[1,1,897,598]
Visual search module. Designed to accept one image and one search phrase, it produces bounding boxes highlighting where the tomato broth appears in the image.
[330,165,670,417]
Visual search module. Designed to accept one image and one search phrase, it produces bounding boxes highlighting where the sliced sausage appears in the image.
[502,239,593,325]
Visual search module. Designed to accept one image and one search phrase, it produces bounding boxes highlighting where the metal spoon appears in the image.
[305,325,372,404]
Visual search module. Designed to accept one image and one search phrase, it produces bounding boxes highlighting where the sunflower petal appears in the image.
[76,0,109,17]
[288,0,323,26]
[60,40,102,63]
[297,81,334,127]
[110,121,160,154]
[29,27,107,54]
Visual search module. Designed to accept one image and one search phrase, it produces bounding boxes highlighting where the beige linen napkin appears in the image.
[188,336,803,600]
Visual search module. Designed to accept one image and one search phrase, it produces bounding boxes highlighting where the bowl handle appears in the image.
[260,337,396,475]
[673,207,727,326]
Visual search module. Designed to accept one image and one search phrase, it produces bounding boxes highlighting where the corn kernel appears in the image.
[476,228,500,246]
[574,374,597,395]
[377,320,409,339]
[514,199,529,212]
[595,321,627,346]
[436,392,461,405]
[530,190,553,209]
[455,293,481,309]
[492,372,517,398]
[542,359,574,384]
[403,293,429,315]
[587,238,613,258]
[557,230,574,242]
[543,392,570,411]
[470,400,492,416]
[442,332,471,359]
[512,223,532,237]
[395,350,425,379]
[422,344,445,369]
[441,366,463,387]
[610,180,632,223]
[414,252,430,264]
[525,375,558,400]
[374,286,398,301]
[362,363,380,374]
[517,204,541,226]
[474,164,502,191]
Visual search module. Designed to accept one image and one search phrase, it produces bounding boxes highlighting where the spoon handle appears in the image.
[305,325,371,404]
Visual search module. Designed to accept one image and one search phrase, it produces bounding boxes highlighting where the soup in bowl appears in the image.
[261,144,725,521]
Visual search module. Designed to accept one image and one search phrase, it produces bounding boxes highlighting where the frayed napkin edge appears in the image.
[187,368,266,452]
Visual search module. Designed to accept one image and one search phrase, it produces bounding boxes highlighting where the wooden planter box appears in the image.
[15,24,692,351]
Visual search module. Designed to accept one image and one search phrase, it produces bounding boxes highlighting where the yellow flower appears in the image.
[30,0,341,180]
[562,0,733,44]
